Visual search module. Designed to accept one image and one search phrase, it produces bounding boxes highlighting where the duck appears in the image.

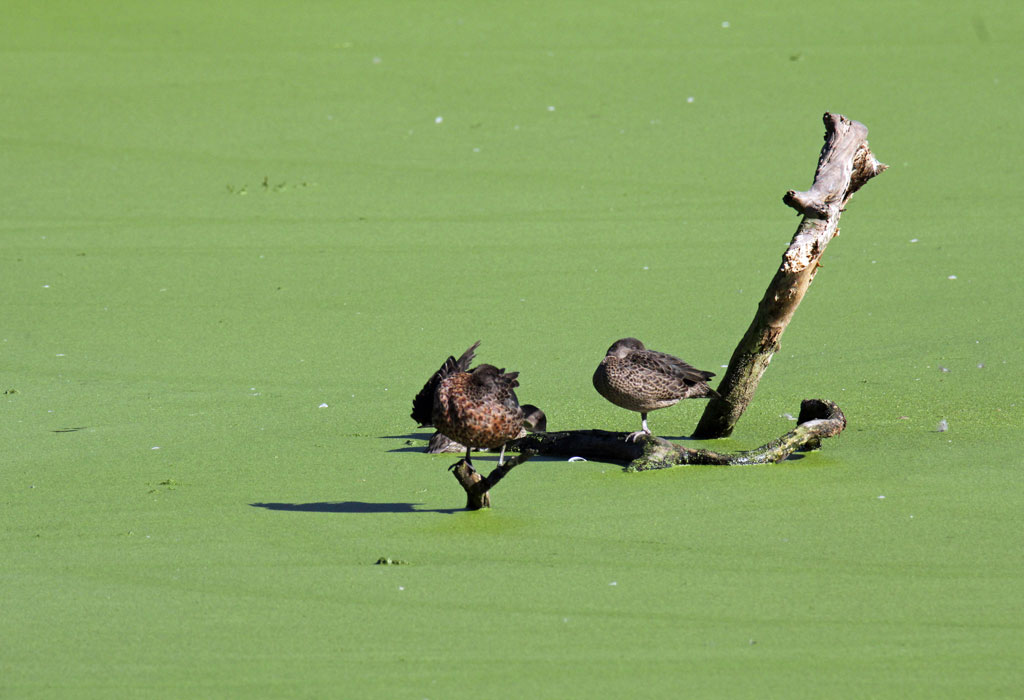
[593,337,719,440]
[414,342,524,466]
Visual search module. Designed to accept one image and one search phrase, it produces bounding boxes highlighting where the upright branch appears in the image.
[692,113,886,439]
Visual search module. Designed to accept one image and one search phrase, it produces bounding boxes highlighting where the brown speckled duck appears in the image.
[415,342,524,466]
[411,341,480,428]
[593,337,719,441]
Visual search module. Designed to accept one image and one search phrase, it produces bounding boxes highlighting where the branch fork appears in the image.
[449,452,534,510]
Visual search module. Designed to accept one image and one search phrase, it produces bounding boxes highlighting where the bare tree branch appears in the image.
[449,452,534,510]
[504,399,845,471]
[439,399,844,507]
[692,113,886,439]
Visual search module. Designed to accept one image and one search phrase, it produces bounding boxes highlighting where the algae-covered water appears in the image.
[3,1,1022,697]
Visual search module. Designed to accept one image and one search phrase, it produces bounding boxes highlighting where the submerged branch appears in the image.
[503,399,846,472]
[434,399,844,507]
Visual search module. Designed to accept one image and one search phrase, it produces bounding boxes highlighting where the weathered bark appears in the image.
[436,399,842,506]
[430,398,846,473]
[502,399,845,472]
[449,451,534,510]
[692,113,886,439]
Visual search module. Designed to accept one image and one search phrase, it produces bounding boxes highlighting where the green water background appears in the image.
[3,1,1022,697]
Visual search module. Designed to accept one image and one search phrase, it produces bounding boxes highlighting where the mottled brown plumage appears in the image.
[593,337,719,440]
[433,363,524,466]
[410,341,480,427]
[425,403,546,455]
[416,342,524,465]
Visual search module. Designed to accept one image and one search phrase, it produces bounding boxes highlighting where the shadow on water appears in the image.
[387,445,432,454]
[250,501,461,514]
[381,433,432,441]
[381,432,433,454]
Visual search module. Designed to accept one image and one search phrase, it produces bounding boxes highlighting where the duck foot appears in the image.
[624,429,653,443]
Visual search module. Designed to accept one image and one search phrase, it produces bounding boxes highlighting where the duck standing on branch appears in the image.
[593,337,719,441]
[415,342,524,467]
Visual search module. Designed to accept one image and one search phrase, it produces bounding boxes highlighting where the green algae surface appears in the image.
[3,1,1023,697]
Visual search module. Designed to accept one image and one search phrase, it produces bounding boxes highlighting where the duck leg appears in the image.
[625,413,652,442]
